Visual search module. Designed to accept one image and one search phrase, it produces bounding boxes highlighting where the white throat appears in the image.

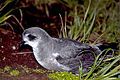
[29,41,39,49]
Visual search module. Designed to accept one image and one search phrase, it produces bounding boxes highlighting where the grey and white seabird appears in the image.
[22,27,105,74]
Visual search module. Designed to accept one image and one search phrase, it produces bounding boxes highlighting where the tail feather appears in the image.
[96,42,119,51]
[90,42,119,55]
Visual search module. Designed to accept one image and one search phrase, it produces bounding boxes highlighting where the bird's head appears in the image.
[22,27,51,48]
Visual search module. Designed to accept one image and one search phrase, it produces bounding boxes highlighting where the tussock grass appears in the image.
[0,0,24,30]
[59,0,120,43]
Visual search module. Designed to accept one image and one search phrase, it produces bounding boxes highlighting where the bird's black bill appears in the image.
[19,41,32,51]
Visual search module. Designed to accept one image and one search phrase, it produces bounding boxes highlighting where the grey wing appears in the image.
[55,39,94,58]
[56,48,95,74]
[53,39,97,73]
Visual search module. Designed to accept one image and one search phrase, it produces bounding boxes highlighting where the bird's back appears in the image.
[52,38,99,58]
[52,38,98,74]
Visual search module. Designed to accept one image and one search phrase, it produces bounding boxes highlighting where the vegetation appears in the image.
[10,70,20,76]
[59,0,120,43]
[0,0,13,24]
[0,0,24,30]
[0,65,49,76]
[49,72,79,80]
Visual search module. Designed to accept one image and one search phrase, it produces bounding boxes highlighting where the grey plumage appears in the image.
[22,27,101,74]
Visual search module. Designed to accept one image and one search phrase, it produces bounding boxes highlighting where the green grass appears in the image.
[0,0,24,30]
[0,0,13,24]
[59,0,120,43]
[59,0,99,42]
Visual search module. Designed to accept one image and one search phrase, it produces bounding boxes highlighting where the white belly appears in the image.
[34,53,70,71]
[32,48,71,71]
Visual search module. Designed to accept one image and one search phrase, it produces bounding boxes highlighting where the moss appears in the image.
[21,66,48,74]
[10,70,20,76]
[0,68,4,73]
[48,72,79,80]
[32,69,47,74]
[4,66,11,72]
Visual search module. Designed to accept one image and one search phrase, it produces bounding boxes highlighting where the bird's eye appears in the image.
[27,34,37,41]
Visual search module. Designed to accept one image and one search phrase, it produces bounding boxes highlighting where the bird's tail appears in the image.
[96,42,119,52]
[90,42,119,55]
